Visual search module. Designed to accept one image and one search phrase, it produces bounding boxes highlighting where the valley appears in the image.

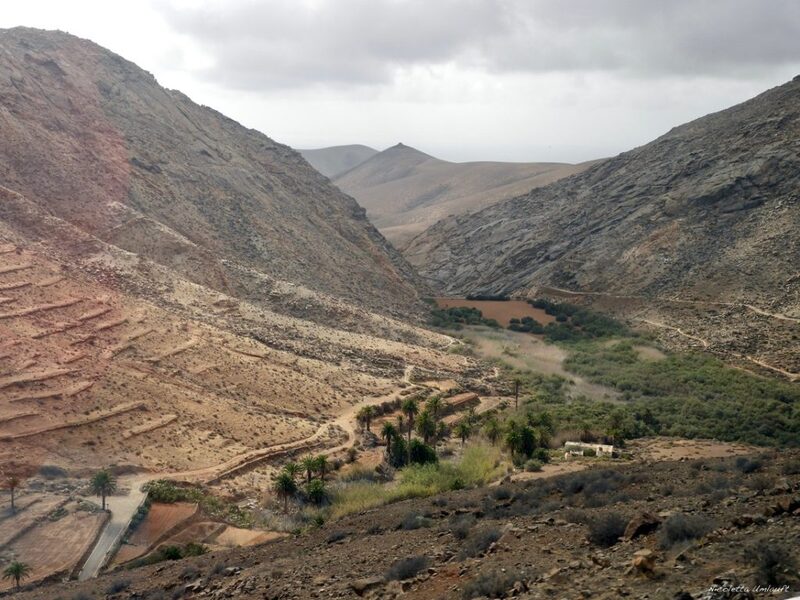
[0,19,797,600]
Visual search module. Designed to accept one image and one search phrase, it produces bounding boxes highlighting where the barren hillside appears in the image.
[334,144,597,246]
[299,144,378,178]
[408,77,800,376]
[0,27,423,321]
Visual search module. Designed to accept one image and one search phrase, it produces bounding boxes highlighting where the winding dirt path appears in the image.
[541,286,799,324]
[637,318,710,348]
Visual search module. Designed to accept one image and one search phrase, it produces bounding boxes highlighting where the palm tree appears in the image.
[273,472,297,512]
[484,417,502,446]
[5,476,19,514]
[436,421,448,443]
[306,479,326,505]
[401,398,419,463]
[283,462,301,481]
[416,410,435,445]
[300,455,316,485]
[358,406,375,432]
[505,420,521,458]
[426,395,442,427]
[314,455,328,480]
[381,422,397,458]
[455,421,472,447]
[3,561,30,590]
[90,469,117,511]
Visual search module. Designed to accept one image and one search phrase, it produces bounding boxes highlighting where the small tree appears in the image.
[484,417,501,446]
[401,398,419,463]
[283,462,301,481]
[456,421,472,447]
[2,560,30,590]
[4,476,20,514]
[300,455,316,485]
[381,422,397,459]
[273,472,297,512]
[416,410,435,445]
[306,479,326,505]
[314,455,329,480]
[426,395,442,427]
[91,469,117,511]
[505,420,521,458]
[357,406,376,432]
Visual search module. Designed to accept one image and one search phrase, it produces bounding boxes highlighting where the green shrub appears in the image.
[524,459,543,472]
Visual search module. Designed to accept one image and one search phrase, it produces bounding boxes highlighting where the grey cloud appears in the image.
[158,0,800,90]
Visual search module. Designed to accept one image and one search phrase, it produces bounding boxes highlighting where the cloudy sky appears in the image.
[2,0,800,162]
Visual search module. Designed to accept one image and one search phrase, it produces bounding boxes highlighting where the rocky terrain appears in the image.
[408,77,800,377]
[17,447,800,599]
[299,145,379,179]
[334,144,596,247]
[0,27,423,322]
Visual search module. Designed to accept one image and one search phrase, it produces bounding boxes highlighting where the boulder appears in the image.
[623,512,661,540]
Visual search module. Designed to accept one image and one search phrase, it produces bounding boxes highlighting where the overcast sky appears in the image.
[2,0,800,162]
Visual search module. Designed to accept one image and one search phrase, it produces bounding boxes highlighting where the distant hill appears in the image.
[334,143,598,247]
[299,144,379,178]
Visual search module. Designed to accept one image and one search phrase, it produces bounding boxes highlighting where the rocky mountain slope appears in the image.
[0,29,480,484]
[0,27,423,321]
[408,77,800,376]
[299,144,378,178]
[334,143,596,246]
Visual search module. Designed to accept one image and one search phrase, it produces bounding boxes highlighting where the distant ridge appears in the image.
[299,144,379,178]
[333,143,598,247]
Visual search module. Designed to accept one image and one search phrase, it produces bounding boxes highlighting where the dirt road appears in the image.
[78,475,150,580]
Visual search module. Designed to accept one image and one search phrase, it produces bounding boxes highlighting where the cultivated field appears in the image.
[435,298,555,327]
[0,502,105,590]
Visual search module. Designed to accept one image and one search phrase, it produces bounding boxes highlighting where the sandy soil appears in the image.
[629,437,758,461]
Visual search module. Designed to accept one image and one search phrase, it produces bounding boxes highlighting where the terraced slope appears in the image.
[0,189,469,483]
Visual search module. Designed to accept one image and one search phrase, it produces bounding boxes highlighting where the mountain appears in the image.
[334,143,598,246]
[299,144,378,178]
[408,77,800,375]
[0,29,476,479]
[0,28,422,321]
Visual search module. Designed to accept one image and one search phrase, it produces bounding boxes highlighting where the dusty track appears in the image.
[541,285,800,324]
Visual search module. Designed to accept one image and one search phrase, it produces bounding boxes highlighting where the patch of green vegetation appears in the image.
[329,445,504,519]
[560,340,800,446]
[527,299,629,341]
[126,542,208,569]
[143,480,254,528]
[429,306,501,330]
